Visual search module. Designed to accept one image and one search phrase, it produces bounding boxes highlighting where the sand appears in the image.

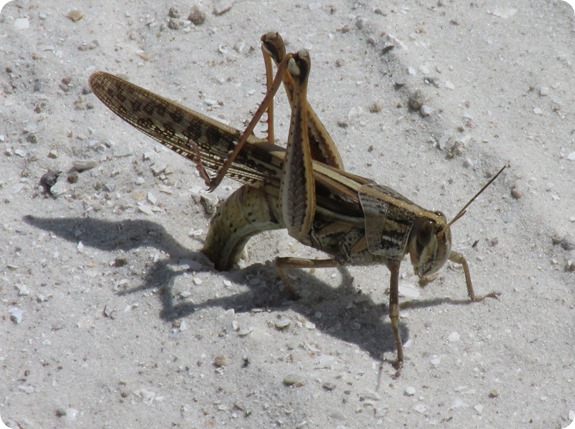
[1,0,574,427]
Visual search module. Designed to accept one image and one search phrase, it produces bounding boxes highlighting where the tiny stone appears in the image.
[66,10,85,22]
[420,104,433,117]
[274,318,291,330]
[167,6,180,18]
[408,90,424,110]
[188,5,206,25]
[179,290,192,299]
[304,321,316,330]
[9,307,23,324]
[369,101,382,113]
[137,205,154,215]
[283,374,306,387]
[73,159,97,172]
[193,277,203,285]
[539,86,549,96]
[48,150,58,159]
[213,355,228,368]
[16,284,30,296]
[511,186,522,199]
[213,0,234,16]
[565,260,575,272]
[567,151,575,161]
[167,18,183,30]
[238,327,254,337]
[404,386,416,396]
[488,389,499,398]
[40,170,61,194]
[151,163,166,175]
[322,382,336,391]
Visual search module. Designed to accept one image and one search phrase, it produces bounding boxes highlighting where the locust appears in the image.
[89,32,505,369]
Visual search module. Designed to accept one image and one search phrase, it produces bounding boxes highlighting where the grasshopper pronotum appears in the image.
[89,32,505,369]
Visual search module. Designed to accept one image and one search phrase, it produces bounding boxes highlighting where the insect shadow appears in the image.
[24,215,472,361]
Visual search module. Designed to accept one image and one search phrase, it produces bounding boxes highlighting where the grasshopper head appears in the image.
[408,212,451,277]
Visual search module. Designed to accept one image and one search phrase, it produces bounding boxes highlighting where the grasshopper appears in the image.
[89,32,505,369]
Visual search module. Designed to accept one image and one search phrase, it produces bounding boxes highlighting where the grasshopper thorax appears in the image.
[408,211,452,277]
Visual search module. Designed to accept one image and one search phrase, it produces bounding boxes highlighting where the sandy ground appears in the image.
[1,0,574,428]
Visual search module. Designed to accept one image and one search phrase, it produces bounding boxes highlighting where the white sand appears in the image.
[1,1,574,427]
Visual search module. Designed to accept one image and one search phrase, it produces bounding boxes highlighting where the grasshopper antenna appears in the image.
[447,163,509,228]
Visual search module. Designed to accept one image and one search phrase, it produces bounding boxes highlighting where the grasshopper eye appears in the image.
[415,219,434,251]
[409,216,452,277]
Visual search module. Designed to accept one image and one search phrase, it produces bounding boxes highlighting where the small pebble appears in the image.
[567,151,575,161]
[73,159,97,172]
[420,104,433,117]
[511,187,522,199]
[213,355,228,368]
[188,5,206,25]
[304,321,316,330]
[283,374,306,387]
[137,204,153,215]
[66,10,84,22]
[167,18,183,30]
[213,0,234,15]
[238,327,254,337]
[404,386,416,396]
[408,90,424,110]
[40,170,61,194]
[274,318,291,330]
[369,101,383,113]
[147,192,157,205]
[16,284,30,296]
[167,6,180,18]
[322,382,336,391]
[9,307,23,324]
